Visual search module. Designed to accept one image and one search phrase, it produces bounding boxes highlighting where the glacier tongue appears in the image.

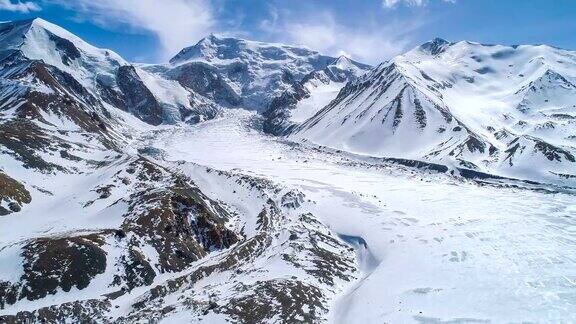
[136,109,576,323]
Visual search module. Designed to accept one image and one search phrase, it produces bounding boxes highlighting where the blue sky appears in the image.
[0,0,574,64]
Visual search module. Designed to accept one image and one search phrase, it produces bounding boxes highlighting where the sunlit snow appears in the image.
[136,109,576,323]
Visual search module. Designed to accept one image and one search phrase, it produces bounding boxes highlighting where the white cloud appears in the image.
[259,5,279,34]
[287,22,337,52]
[281,12,417,65]
[384,0,422,7]
[0,0,41,13]
[50,0,213,60]
[383,0,455,8]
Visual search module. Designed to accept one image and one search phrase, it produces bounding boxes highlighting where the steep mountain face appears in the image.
[263,56,371,135]
[0,19,123,179]
[292,38,576,184]
[116,65,165,125]
[164,35,344,111]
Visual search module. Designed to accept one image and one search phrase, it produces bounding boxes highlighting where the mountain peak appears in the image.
[7,17,78,41]
[169,34,325,66]
[431,37,449,43]
[419,37,451,55]
[197,33,228,45]
[0,17,125,93]
[170,34,244,65]
[0,18,123,61]
[329,55,371,73]
[333,55,352,67]
[29,17,50,27]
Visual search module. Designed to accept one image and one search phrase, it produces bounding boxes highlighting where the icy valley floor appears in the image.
[133,109,576,323]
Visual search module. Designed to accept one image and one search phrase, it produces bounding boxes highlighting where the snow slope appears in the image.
[292,38,576,185]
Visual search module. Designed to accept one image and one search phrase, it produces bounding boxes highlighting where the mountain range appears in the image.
[0,17,575,323]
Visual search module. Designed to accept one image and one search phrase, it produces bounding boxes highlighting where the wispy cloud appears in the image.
[383,0,455,9]
[49,0,213,60]
[259,4,279,34]
[0,0,41,13]
[43,1,439,64]
[264,10,424,64]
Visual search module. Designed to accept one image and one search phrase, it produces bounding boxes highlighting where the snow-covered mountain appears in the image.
[0,18,364,323]
[1,17,576,323]
[0,18,222,126]
[291,38,576,184]
[164,34,349,111]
